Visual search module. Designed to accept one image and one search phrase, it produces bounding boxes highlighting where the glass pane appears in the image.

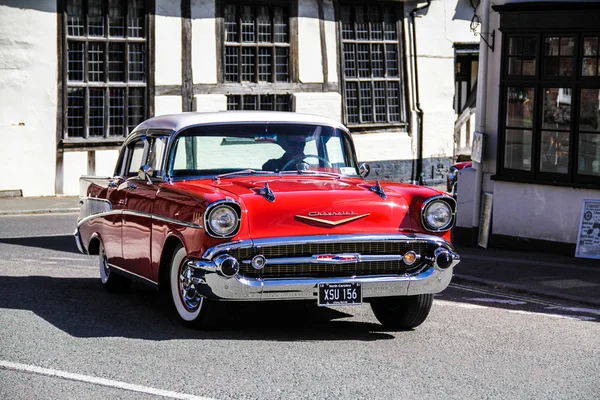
[509,38,522,56]
[242,95,257,110]
[109,88,125,136]
[67,88,85,138]
[257,6,271,43]
[540,131,569,174]
[387,82,400,122]
[241,6,255,43]
[560,37,574,56]
[522,59,536,75]
[523,38,536,56]
[109,0,125,37]
[544,57,558,77]
[67,0,84,36]
[224,46,239,82]
[578,134,600,176]
[374,82,386,122]
[583,37,598,56]
[227,95,240,110]
[128,141,146,175]
[257,47,271,82]
[128,43,145,82]
[543,88,571,130]
[224,4,238,42]
[241,47,255,82]
[558,58,572,76]
[89,88,105,137]
[355,5,368,41]
[340,5,353,40]
[343,43,356,78]
[372,44,384,78]
[275,95,290,111]
[359,82,372,123]
[580,89,600,132]
[345,82,358,124]
[274,47,289,82]
[357,44,370,78]
[506,87,535,128]
[504,129,532,171]
[545,37,559,56]
[149,137,167,174]
[385,45,398,77]
[582,58,598,77]
[128,88,145,132]
[88,0,104,37]
[508,57,522,75]
[88,43,105,82]
[273,8,288,43]
[383,6,396,41]
[108,43,125,82]
[369,6,382,41]
[128,0,145,38]
[67,41,84,81]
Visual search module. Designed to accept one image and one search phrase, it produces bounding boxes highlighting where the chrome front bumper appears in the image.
[188,234,460,301]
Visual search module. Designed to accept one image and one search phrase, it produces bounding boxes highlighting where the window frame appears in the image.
[337,1,408,129]
[497,30,600,187]
[58,0,154,150]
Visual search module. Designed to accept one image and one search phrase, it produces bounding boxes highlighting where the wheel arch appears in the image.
[87,233,102,255]
[158,234,185,292]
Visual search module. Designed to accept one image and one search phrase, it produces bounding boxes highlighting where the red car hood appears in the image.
[174,176,436,239]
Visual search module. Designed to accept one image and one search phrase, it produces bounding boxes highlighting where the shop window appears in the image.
[63,0,148,143]
[339,3,407,127]
[498,32,600,185]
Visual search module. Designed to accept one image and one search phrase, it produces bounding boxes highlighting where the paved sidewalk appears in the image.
[0,195,599,306]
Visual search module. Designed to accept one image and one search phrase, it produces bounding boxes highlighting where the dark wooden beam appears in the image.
[181,0,193,111]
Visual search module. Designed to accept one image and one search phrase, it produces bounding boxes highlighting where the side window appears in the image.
[148,136,167,177]
[127,139,146,177]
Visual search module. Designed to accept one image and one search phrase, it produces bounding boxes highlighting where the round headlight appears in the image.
[423,200,453,231]
[207,204,239,237]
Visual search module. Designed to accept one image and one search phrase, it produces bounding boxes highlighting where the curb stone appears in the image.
[0,208,80,216]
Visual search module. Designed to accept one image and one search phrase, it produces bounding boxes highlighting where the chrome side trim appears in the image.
[77,209,123,228]
[203,233,452,259]
[122,210,203,229]
[73,228,86,254]
[108,263,158,287]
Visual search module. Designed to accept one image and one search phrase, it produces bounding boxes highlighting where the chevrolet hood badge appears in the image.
[296,213,370,226]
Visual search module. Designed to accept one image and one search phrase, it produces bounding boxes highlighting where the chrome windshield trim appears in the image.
[202,233,452,259]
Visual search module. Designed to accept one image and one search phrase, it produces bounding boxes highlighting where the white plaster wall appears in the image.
[63,152,88,196]
[194,94,227,112]
[493,181,600,243]
[0,2,57,196]
[293,92,341,121]
[155,0,182,85]
[297,0,323,83]
[191,0,217,84]
[96,150,120,177]
[155,96,183,116]
[352,131,413,163]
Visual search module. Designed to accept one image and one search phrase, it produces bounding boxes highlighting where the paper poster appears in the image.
[575,199,600,259]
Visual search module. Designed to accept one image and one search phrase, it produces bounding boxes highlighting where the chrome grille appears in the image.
[229,241,437,278]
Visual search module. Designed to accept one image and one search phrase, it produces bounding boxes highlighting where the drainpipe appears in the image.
[410,1,431,185]
[472,0,490,245]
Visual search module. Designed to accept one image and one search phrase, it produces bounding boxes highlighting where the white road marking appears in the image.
[46,257,89,261]
[465,297,527,305]
[0,360,215,400]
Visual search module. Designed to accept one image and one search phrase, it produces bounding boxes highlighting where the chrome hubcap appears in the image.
[179,264,201,311]
[101,251,110,279]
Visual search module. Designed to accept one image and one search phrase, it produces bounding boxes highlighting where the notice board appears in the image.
[575,199,600,259]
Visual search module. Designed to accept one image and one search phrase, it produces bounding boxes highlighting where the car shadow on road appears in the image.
[0,235,80,254]
[0,275,397,341]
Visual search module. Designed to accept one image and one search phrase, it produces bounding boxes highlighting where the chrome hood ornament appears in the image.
[296,213,370,226]
[257,182,276,202]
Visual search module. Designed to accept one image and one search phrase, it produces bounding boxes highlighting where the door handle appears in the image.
[127,183,137,190]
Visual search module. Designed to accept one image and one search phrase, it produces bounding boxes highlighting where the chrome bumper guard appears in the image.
[188,234,460,301]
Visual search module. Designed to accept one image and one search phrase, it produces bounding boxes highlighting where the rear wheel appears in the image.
[169,244,216,329]
[370,294,434,330]
[98,242,131,292]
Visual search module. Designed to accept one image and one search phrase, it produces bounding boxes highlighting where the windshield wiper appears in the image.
[213,169,275,181]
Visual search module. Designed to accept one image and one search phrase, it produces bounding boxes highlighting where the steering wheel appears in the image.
[281,155,332,171]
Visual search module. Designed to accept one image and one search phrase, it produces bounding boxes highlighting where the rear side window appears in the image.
[127,139,146,177]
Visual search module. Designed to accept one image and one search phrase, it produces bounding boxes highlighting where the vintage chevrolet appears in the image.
[75,111,460,330]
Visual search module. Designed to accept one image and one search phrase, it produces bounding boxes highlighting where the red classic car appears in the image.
[446,161,472,196]
[75,111,460,330]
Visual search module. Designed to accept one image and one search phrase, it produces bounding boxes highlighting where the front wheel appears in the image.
[169,244,216,329]
[370,294,434,330]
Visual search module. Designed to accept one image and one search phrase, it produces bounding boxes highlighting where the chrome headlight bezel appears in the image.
[204,200,242,238]
[421,195,456,232]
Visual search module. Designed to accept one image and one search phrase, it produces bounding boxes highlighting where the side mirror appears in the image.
[138,165,154,184]
[359,163,370,178]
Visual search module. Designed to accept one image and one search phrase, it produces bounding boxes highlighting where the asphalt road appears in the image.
[1,214,599,400]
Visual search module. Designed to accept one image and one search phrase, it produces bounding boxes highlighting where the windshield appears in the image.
[167,123,359,178]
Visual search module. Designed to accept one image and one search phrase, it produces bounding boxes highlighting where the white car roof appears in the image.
[133,111,349,133]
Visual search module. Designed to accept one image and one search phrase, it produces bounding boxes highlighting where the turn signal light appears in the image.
[403,251,418,266]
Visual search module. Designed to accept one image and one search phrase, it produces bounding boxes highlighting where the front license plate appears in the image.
[318,282,362,306]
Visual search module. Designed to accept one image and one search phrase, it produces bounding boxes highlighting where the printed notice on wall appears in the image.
[575,200,600,259]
